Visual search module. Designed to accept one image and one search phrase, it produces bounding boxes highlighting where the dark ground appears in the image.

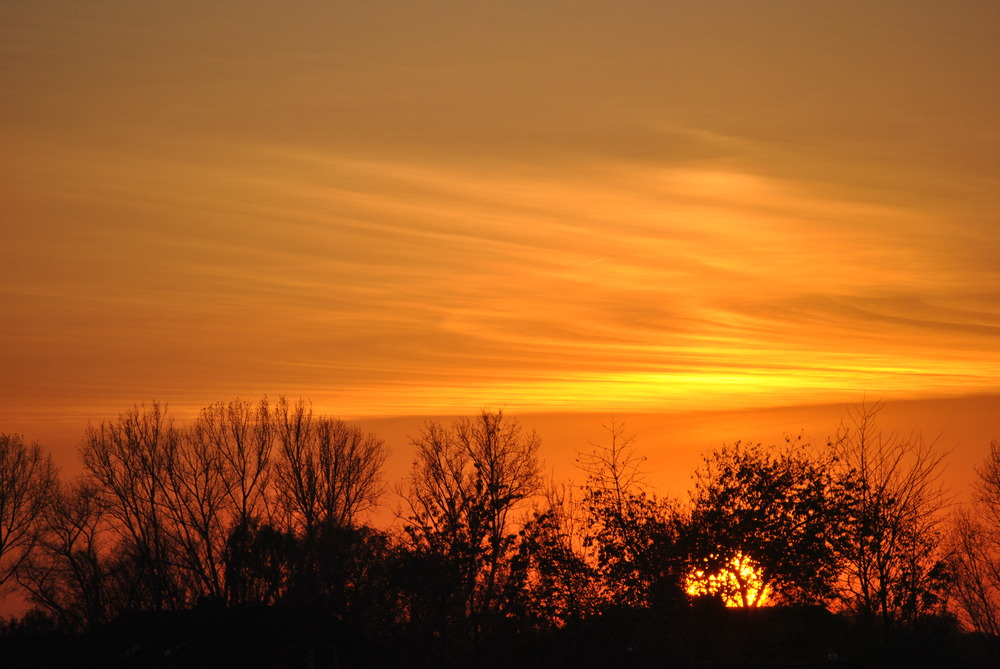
[1,603,998,669]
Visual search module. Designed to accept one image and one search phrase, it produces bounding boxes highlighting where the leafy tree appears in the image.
[685,438,847,607]
[511,483,600,628]
[222,518,298,607]
[305,523,396,630]
[577,420,686,610]
[0,434,57,592]
[833,402,952,629]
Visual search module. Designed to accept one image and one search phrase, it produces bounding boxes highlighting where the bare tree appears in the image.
[576,417,647,516]
[272,398,387,537]
[832,401,951,629]
[182,397,277,606]
[80,403,182,610]
[400,409,541,664]
[163,422,230,602]
[576,418,648,571]
[272,397,318,536]
[155,397,280,604]
[192,397,274,528]
[313,417,387,529]
[16,478,115,631]
[0,434,57,591]
[452,411,541,563]
[950,440,1000,635]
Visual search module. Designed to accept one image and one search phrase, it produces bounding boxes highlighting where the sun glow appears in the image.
[685,552,771,608]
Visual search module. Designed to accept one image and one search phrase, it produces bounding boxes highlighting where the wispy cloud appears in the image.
[6,140,997,418]
[2,0,998,427]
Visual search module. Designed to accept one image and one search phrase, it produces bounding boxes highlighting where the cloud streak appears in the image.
[4,144,997,420]
[2,0,998,428]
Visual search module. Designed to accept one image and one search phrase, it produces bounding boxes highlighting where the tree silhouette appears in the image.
[190,397,274,536]
[0,434,57,592]
[950,439,1000,635]
[4,401,996,667]
[685,439,847,607]
[272,398,387,538]
[80,403,183,610]
[577,419,685,610]
[512,483,600,628]
[164,417,231,603]
[222,518,298,607]
[399,409,541,666]
[15,479,114,631]
[832,401,951,630]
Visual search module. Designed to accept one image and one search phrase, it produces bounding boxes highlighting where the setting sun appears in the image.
[686,552,772,608]
[1,2,998,665]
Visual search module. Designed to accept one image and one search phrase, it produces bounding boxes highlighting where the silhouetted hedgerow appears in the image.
[1,400,998,668]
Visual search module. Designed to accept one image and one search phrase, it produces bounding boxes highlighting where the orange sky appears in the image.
[2,3,999,479]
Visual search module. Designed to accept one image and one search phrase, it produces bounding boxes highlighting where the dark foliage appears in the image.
[685,439,849,606]
[1,402,995,668]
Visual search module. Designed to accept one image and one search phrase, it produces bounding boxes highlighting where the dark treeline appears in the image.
[0,398,999,668]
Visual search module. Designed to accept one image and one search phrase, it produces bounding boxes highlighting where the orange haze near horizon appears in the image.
[2,3,1000,518]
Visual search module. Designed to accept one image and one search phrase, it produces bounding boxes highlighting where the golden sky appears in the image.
[2,2,999,458]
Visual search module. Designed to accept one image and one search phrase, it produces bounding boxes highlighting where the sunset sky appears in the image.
[2,2,999,482]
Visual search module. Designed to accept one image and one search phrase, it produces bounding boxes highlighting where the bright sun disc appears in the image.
[685,552,771,607]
